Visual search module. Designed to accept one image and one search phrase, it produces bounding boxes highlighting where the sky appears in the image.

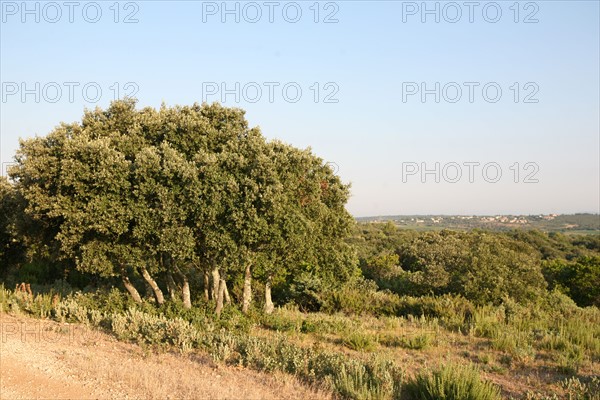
[1,0,599,217]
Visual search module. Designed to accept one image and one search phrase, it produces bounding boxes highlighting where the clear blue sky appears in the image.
[1,1,599,217]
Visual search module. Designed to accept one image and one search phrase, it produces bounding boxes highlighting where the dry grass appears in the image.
[67,348,332,400]
[257,309,600,399]
[0,313,332,400]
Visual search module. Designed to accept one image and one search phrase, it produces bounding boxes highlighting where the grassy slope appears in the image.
[2,286,599,400]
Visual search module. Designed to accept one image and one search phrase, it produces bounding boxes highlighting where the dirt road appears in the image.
[0,313,329,400]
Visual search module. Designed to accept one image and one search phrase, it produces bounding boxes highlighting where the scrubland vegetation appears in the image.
[1,100,598,399]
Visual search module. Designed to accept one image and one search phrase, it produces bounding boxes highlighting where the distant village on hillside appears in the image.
[357,214,600,233]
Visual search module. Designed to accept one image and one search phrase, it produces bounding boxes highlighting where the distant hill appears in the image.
[356,213,600,234]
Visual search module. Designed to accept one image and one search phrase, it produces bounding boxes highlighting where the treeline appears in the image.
[349,223,600,308]
[1,100,598,314]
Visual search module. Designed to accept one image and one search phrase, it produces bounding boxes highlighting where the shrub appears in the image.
[285,271,328,312]
[556,344,584,375]
[343,332,377,352]
[215,304,253,333]
[401,333,433,350]
[323,280,378,315]
[380,332,433,350]
[543,256,600,307]
[560,376,600,400]
[404,363,501,400]
[301,318,320,333]
[331,357,403,400]
[262,311,302,333]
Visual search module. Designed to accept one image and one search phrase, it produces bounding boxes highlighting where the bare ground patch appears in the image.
[0,313,331,400]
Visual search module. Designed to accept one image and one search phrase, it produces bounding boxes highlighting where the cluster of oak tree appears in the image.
[350,223,600,307]
[1,100,357,314]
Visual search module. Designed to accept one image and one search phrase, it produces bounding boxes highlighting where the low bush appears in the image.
[343,332,377,352]
[401,333,433,350]
[404,363,501,400]
[331,357,404,400]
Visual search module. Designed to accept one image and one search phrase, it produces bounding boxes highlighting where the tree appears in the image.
[0,177,26,277]
[543,256,600,307]
[391,230,546,304]
[266,142,359,311]
[10,99,359,313]
[131,143,201,307]
[11,117,147,299]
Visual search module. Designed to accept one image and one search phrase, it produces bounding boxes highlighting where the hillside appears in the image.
[356,214,600,234]
[0,313,328,400]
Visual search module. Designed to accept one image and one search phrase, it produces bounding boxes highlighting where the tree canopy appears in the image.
[9,99,358,311]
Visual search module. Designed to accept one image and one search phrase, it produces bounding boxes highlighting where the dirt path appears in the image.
[0,313,330,400]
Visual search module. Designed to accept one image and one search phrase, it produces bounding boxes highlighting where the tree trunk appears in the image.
[223,280,231,304]
[242,263,252,314]
[216,279,225,316]
[172,264,192,310]
[264,276,274,314]
[140,267,165,305]
[180,273,191,309]
[166,272,179,301]
[121,272,142,303]
[211,267,220,302]
[203,270,210,301]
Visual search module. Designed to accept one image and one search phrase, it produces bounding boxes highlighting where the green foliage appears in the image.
[360,253,402,287]
[560,376,600,400]
[508,230,599,260]
[542,256,600,307]
[0,178,26,277]
[9,262,59,285]
[8,99,358,311]
[379,332,434,350]
[214,304,254,333]
[404,363,501,400]
[353,223,599,308]
[352,226,549,304]
[331,357,403,400]
[71,287,137,315]
[459,292,600,366]
[3,282,600,399]
[556,344,584,375]
[343,332,377,352]
[3,99,600,398]
[285,270,328,312]
[397,230,546,304]
[259,307,357,336]
[400,333,433,350]
[262,311,303,333]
